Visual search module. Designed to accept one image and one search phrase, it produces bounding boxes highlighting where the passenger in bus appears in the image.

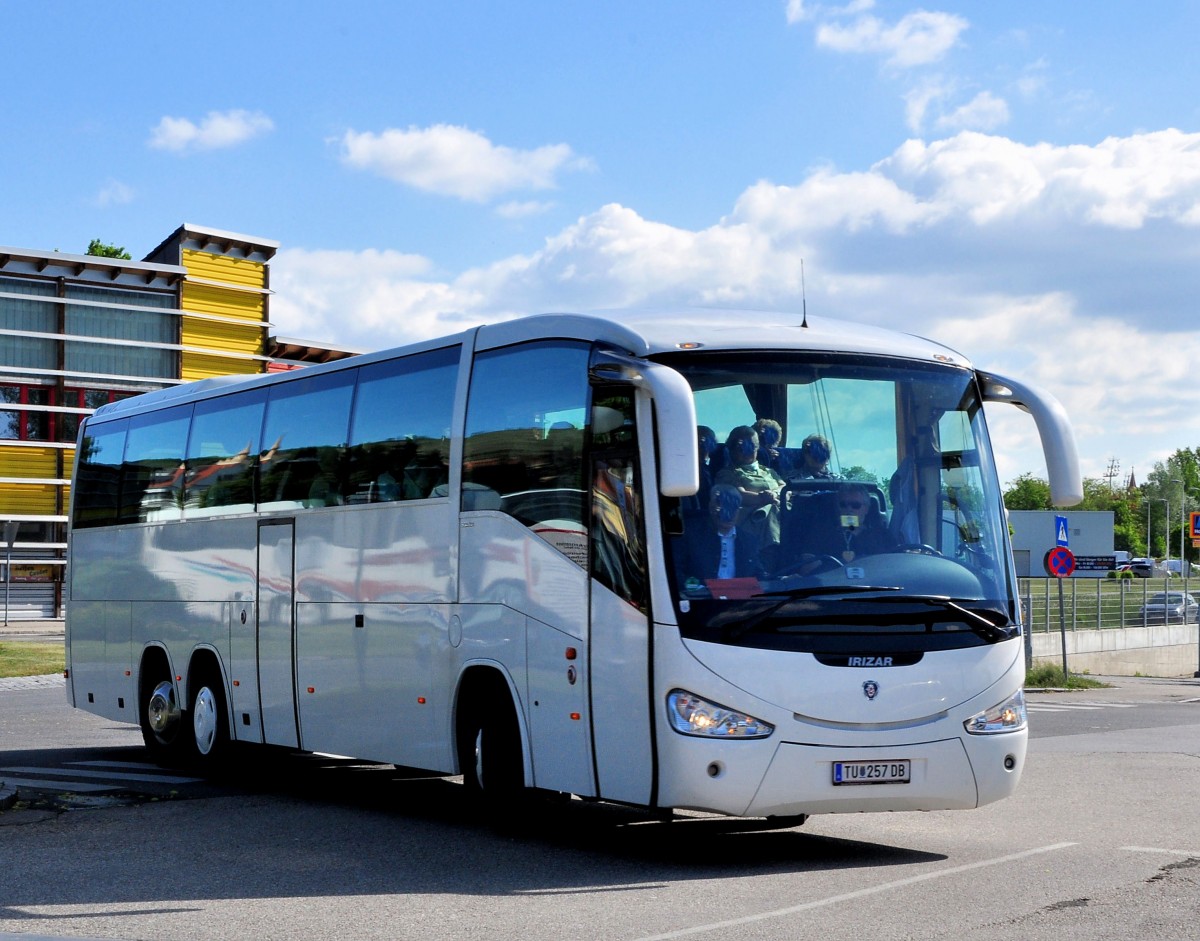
[715,425,785,544]
[834,483,896,561]
[753,418,793,477]
[675,484,766,587]
[402,442,450,498]
[796,434,836,479]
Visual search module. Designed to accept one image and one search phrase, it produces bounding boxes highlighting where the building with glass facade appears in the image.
[0,224,280,619]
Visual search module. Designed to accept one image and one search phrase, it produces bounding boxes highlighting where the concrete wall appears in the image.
[1031,624,1200,678]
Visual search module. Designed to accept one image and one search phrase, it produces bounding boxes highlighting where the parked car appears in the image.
[1138,591,1199,623]
[1128,558,1154,578]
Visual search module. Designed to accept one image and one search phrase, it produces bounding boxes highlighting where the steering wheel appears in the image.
[896,543,944,557]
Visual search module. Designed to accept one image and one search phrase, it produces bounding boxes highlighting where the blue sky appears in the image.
[3,1,1200,490]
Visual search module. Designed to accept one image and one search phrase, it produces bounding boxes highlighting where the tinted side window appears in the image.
[463,342,590,556]
[185,389,266,516]
[590,391,647,610]
[120,406,192,523]
[72,419,128,529]
[259,370,356,510]
[346,346,458,503]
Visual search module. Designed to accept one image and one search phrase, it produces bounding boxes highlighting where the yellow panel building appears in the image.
[1,224,279,618]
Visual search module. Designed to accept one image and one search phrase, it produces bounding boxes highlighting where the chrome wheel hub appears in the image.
[147,681,179,735]
[193,686,218,755]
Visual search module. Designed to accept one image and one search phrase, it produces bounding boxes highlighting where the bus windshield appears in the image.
[657,351,1014,653]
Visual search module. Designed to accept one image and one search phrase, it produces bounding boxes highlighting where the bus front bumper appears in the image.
[659,730,1027,818]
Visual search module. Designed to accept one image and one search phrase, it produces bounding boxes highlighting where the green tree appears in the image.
[1142,449,1200,564]
[85,239,131,260]
[1005,473,1145,554]
[840,465,879,483]
[1003,473,1051,510]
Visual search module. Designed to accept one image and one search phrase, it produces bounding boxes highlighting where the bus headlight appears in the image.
[666,689,774,739]
[964,689,1027,735]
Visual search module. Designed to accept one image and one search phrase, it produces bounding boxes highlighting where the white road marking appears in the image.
[1123,845,1200,858]
[631,842,1079,941]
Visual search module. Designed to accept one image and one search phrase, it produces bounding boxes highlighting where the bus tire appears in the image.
[457,678,525,809]
[139,657,187,767]
[188,669,231,771]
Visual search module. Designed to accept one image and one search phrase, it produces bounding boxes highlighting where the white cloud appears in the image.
[786,0,875,24]
[340,124,592,202]
[270,247,486,346]
[785,0,812,23]
[148,110,274,153]
[878,129,1200,227]
[93,179,134,208]
[272,128,1200,481]
[815,9,968,68]
[904,81,950,133]
[935,91,1010,132]
[905,85,1010,135]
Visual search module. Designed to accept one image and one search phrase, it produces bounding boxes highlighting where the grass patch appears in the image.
[0,641,65,679]
[1025,663,1109,689]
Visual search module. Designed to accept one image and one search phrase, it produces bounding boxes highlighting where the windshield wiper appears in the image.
[855,594,1014,643]
[720,585,902,640]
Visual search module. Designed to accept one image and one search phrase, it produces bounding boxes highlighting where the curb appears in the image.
[0,783,17,811]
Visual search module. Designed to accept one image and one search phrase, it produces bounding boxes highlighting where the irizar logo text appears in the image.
[848,656,893,667]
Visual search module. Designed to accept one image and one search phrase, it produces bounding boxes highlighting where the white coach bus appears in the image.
[65,309,1080,821]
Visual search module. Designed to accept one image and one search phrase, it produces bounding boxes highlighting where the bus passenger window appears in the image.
[463,341,590,556]
[120,405,192,524]
[259,370,355,510]
[184,390,265,516]
[345,346,458,503]
[72,420,128,529]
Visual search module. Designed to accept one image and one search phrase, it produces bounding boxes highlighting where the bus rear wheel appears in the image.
[140,673,186,767]
[188,672,231,770]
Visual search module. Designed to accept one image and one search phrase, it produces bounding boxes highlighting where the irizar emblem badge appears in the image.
[862,680,880,701]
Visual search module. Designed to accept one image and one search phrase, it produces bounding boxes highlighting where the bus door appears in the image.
[257,518,299,748]
[588,391,655,806]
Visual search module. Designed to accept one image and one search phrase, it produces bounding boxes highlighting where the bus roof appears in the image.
[519,308,973,364]
[89,308,973,422]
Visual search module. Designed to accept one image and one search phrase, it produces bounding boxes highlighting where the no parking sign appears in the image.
[1043,546,1075,578]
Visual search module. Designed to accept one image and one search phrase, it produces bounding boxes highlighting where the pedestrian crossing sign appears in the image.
[1055,515,1069,548]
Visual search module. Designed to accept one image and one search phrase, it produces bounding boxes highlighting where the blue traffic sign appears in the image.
[1055,515,1069,547]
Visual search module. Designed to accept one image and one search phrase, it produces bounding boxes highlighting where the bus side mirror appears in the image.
[978,370,1082,508]
[591,350,699,498]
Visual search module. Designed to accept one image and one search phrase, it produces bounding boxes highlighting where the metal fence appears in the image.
[1019,576,1197,632]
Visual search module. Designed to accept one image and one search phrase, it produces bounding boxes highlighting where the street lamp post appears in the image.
[1172,479,1184,577]
[2,521,18,627]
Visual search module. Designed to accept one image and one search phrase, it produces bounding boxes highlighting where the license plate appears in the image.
[832,759,911,785]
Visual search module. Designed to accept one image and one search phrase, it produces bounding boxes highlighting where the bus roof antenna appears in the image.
[801,259,809,328]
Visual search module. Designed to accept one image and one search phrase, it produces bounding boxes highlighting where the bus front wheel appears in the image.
[457,683,524,807]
